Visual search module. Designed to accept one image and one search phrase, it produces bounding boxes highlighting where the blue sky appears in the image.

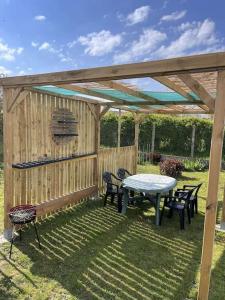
[0,0,224,89]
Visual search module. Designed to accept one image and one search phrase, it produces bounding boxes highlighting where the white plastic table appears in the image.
[122,174,177,225]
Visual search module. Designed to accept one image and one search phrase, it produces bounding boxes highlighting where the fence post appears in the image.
[134,113,140,173]
[117,109,121,148]
[191,125,196,158]
[94,105,100,194]
[151,123,156,154]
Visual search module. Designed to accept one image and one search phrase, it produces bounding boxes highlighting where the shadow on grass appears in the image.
[210,232,225,299]
[1,199,205,300]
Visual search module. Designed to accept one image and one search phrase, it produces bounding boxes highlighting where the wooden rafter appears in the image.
[99,80,158,104]
[1,52,225,87]
[99,80,185,112]
[56,84,152,110]
[152,76,209,112]
[178,74,215,112]
[56,84,130,105]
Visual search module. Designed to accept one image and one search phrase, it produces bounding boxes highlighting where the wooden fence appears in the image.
[3,88,137,230]
[98,146,136,192]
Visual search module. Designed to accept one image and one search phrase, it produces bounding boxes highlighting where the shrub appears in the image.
[160,159,184,178]
[150,152,161,164]
[183,158,208,171]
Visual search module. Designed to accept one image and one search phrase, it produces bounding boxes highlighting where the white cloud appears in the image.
[126,6,150,25]
[78,30,122,56]
[0,65,11,75]
[38,42,50,50]
[155,19,219,58]
[37,41,73,63]
[0,39,23,61]
[31,41,39,47]
[114,28,167,63]
[16,47,24,55]
[34,15,46,21]
[161,10,186,22]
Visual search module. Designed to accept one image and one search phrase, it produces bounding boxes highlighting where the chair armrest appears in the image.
[183,184,197,189]
[111,173,122,181]
[125,170,132,176]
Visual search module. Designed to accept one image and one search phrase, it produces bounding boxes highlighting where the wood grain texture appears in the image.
[198,70,225,300]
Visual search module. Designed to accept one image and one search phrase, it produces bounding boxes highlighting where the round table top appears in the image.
[122,173,177,193]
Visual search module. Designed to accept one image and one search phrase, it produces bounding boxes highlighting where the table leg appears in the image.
[155,193,161,226]
[122,188,129,214]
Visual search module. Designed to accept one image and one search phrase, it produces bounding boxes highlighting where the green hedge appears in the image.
[100,112,222,158]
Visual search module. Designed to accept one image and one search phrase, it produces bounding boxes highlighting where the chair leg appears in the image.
[179,210,185,230]
[111,194,115,204]
[33,222,41,249]
[118,195,122,213]
[195,198,198,214]
[190,201,194,218]
[187,206,191,224]
[9,226,15,259]
[167,208,173,219]
[104,193,109,206]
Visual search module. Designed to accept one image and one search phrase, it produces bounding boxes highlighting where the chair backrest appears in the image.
[117,168,126,180]
[102,171,112,184]
[194,183,202,197]
[178,188,195,202]
[184,183,202,197]
[117,168,131,180]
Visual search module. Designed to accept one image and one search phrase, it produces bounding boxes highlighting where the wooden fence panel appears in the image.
[4,88,137,229]
[6,90,98,221]
[98,146,136,192]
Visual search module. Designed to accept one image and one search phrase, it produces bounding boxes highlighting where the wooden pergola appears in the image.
[1,51,225,300]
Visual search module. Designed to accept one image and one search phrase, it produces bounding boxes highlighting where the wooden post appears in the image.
[191,125,196,158]
[198,70,225,300]
[3,88,14,238]
[151,123,156,163]
[94,104,100,194]
[117,109,121,148]
[134,113,140,173]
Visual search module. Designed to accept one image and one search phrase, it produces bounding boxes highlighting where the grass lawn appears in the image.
[0,165,225,299]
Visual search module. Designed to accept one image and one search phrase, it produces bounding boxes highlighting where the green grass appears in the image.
[0,165,225,299]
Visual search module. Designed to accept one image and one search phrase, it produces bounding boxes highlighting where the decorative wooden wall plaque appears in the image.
[51,108,78,144]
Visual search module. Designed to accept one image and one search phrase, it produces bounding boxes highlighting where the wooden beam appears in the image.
[7,87,23,112]
[198,70,225,300]
[86,102,97,120]
[178,74,215,112]
[9,90,29,112]
[3,88,14,234]
[94,105,100,192]
[36,186,98,216]
[99,80,158,104]
[100,105,111,118]
[1,52,225,87]
[152,76,209,112]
